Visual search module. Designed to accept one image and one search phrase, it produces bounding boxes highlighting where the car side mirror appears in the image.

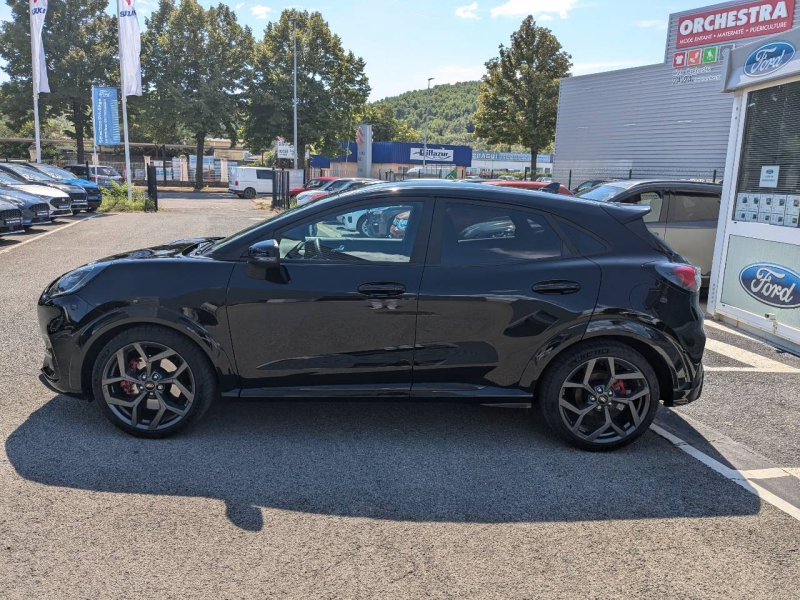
[248,239,280,267]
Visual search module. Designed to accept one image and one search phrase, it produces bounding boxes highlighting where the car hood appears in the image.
[0,186,46,205]
[10,183,69,198]
[44,181,85,194]
[102,238,218,262]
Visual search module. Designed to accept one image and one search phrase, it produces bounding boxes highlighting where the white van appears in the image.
[229,167,274,198]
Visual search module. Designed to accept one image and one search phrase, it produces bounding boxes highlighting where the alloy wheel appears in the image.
[101,341,196,431]
[558,356,651,445]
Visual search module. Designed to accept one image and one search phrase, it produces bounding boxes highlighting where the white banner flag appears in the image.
[117,0,142,96]
[29,0,49,94]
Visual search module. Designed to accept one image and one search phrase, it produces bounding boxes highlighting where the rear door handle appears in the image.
[532,280,581,295]
[358,283,406,297]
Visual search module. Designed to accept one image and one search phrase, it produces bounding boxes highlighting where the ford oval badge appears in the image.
[739,263,800,309]
[744,42,796,78]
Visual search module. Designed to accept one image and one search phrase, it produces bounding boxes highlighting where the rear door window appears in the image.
[668,191,720,222]
[439,202,566,265]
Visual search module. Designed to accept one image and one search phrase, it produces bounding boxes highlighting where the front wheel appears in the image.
[91,326,217,438]
[72,209,82,216]
[86,207,97,213]
[538,342,660,451]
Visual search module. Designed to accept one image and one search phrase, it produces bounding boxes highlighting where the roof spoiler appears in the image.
[602,203,651,223]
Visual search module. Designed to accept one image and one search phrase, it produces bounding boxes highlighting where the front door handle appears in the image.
[532,280,581,295]
[358,283,406,297]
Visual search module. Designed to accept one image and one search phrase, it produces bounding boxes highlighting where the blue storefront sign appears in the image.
[472,152,551,163]
[92,86,121,146]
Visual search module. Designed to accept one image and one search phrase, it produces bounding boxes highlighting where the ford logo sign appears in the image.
[739,263,800,309]
[744,42,796,78]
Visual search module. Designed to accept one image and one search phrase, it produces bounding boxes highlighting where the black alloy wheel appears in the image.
[92,326,216,438]
[538,342,660,451]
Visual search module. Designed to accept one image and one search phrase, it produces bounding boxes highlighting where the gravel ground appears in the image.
[1,197,798,599]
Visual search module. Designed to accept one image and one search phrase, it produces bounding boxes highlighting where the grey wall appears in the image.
[553,63,733,185]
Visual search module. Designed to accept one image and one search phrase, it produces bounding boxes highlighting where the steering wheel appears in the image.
[304,237,323,259]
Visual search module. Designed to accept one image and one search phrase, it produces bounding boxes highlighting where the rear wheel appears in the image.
[91,326,216,438]
[538,342,660,451]
[357,215,369,236]
[243,187,256,199]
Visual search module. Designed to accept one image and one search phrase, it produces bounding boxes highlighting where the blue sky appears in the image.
[1,0,713,100]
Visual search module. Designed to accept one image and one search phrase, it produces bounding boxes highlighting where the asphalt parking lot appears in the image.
[1,195,798,598]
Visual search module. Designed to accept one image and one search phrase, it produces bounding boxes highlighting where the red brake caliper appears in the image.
[119,359,139,396]
[612,380,628,397]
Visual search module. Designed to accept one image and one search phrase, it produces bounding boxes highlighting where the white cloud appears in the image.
[538,14,553,21]
[433,65,487,84]
[491,0,577,19]
[636,19,667,30]
[235,2,244,9]
[251,5,272,19]
[455,3,480,19]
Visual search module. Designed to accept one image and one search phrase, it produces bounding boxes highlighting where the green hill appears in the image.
[378,81,480,147]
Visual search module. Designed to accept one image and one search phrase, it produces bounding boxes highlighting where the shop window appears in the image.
[734,80,800,222]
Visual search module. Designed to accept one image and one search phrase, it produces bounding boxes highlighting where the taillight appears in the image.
[235,180,239,186]
[653,263,701,292]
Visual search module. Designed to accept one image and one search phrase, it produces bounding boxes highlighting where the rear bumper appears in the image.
[668,363,704,407]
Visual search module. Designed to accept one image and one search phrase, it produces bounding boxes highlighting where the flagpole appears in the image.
[29,1,41,163]
[116,0,133,202]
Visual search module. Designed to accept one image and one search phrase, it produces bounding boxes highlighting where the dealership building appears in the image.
[553,0,800,187]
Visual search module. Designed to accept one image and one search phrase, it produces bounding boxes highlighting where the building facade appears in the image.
[553,0,800,187]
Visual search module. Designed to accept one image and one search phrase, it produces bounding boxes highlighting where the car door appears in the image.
[663,189,720,280]
[412,199,602,395]
[225,198,432,396]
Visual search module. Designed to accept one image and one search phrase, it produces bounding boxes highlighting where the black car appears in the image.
[0,199,24,236]
[0,163,89,212]
[0,188,52,227]
[576,180,722,286]
[38,181,706,450]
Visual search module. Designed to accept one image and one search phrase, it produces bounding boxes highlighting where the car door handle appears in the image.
[532,280,582,295]
[358,283,406,297]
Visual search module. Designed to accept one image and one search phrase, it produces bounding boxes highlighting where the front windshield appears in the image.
[0,172,23,184]
[577,182,636,202]
[306,179,327,189]
[323,179,350,191]
[36,165,77,180]
[5,165,51,182]
[94,166,119,176]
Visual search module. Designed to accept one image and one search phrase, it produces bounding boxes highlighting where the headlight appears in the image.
[49,264,105,297]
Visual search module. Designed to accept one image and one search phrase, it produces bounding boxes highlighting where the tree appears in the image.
[0,0,117,162]
[139,0,254,188]
[243,9,370,159]
[473,17,571,174]
[358,102,419,142]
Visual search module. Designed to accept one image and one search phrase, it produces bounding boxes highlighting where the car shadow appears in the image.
[6,396,760,531]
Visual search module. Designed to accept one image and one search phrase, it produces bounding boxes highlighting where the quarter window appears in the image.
[277,203,422,263]
[669,192,720,222]
[440,203,565,265]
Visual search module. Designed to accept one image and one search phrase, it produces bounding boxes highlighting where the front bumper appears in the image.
[37,292,93,397]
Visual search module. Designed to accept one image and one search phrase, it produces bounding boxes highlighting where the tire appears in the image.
[537,341,660,452]
[357,215,369,237]
[72,209,82,216]
[91,325,217,438]
[86,207,97,213]
[243,187,256,199]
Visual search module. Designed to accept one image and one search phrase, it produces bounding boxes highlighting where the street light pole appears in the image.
[423,77,434,168]
[292,19,299,170]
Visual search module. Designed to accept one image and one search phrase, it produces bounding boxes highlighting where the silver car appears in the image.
[576,180,722,286]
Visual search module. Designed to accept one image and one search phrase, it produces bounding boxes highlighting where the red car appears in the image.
[483,180,573,196]
[289,176,338,198]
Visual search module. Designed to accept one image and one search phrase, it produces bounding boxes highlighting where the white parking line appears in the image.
[650,424,800,522]
[703,339,800,373]
[0,215,100,256]
[737,468,800,480]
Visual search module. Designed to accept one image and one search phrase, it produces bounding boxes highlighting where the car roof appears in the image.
[607,179,722,189]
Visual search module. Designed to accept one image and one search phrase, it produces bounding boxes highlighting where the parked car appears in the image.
[576,180,722,286]
[572,178,618,195]
[0,170,72,218]
[25,163,103,212]
[228,167,276,199]
[296,178,378,206]
[38,180,705,450]
[0,199,24,236]
[536,176,553,183]
[64,164,124,188]
[0,163,88,213]
[289,176,338,198]
[0,189,52,227]
[483,180,573,196]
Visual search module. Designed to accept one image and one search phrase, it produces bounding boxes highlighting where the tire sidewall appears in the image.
[91,326,216,438]
[539,342,661,451]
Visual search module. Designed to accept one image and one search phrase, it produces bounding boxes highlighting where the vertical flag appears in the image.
[29,0,50,94]
[117,0,142,96]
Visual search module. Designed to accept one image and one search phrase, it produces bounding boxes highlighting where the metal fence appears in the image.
[558,167,725,191]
